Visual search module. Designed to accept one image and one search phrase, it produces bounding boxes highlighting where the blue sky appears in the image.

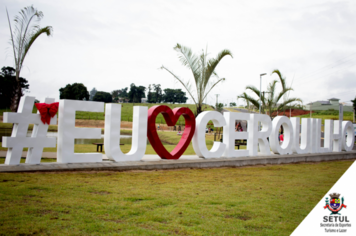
[1,0,355,106]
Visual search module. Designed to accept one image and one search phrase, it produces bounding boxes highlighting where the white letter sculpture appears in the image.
[315,119,330,153]
[331,120,342,152]
[57,100,104,163]
[342,121,355,151]
[2,96,57,165]
[309,118,319,153]
[290,117,311,154]
[248,114,272,156]
[192,111,226,159]
[324,119,334,152]
[222,112,248,158]
[269,116,293,155]
[104,104,148,162]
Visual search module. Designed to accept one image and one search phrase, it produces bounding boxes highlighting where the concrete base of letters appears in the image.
[0,151,355,173]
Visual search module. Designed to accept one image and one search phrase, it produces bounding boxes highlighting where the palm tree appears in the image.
[6,5,53,111]
[161,44,233,116]
[237,69,302,119]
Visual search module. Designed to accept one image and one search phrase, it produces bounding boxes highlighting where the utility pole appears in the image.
[339,104,343,122]
[261,91,271,115]
[310,103,312,118]
[215,94,219,107]
[259,73,267,114]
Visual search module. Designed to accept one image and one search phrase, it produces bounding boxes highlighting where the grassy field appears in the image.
[0,160,353,235]
[0,107,37,116]
[0,123,58,131]
[1,103,214,125]
[296,110,354,123]
[0,144,207,157]
[0,131,225,155]
[75,103,213,125]
[0,123,133,135]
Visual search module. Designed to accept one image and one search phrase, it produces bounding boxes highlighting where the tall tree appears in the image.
[6,6,53,112]
[128,84,146,104]
[137,86,146,102]
[161,44,232,116]
[113,87,128,102]
[162,88,175,103]
[111,90,120,102]
[93,91,112,103]
[59,83,89,100]
[163,88,188,104]
[153,84,162,103]
[237,69,302,119]
[89,87,97,101]
[118,87,128,98]
[0,66,29,109]
[147,84,154,103]
[128,83,138,104]
[174,89,188,103]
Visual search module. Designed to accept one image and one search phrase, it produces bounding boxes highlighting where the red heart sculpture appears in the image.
[147,105,196,159]
[35,102,59,125]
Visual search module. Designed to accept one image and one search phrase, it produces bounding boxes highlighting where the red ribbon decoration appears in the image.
[324,204,347,212]
[147,105,196,159]
[35,102,59,125]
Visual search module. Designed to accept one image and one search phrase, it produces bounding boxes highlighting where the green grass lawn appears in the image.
[1,103,214,125]
[296,110,354,123]
[0,143,207,159]
[0,131,223,155]
[75,103,213,125]
[0,107,38,116]
[0,160,353,235]
[0,143,227,159]
[0,123,58,131]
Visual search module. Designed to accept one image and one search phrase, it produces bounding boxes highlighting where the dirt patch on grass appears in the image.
[75,119,133,129]
[91,191,111,195]
[1,179,13,182]
[225,212,252,221]
[102,219,124,223]
[34,209,54,216]
[75,119,185,131]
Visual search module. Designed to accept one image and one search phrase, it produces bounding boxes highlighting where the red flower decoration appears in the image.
[35,102,59,125]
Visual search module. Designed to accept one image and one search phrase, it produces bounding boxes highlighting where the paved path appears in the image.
[1,151,355,173]
[2,142,355,160]
[0,151,57,158]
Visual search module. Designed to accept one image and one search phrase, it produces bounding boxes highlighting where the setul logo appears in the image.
[324,193,347,215]
[2,96,355,165]
[321,192,351,233]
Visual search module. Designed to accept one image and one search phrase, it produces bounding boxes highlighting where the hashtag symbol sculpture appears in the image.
[2,96,57,165]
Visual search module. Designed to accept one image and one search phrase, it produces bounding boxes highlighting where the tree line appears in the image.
[59,82,188,104]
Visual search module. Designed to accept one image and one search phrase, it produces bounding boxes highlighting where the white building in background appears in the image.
[305,98,353,112]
